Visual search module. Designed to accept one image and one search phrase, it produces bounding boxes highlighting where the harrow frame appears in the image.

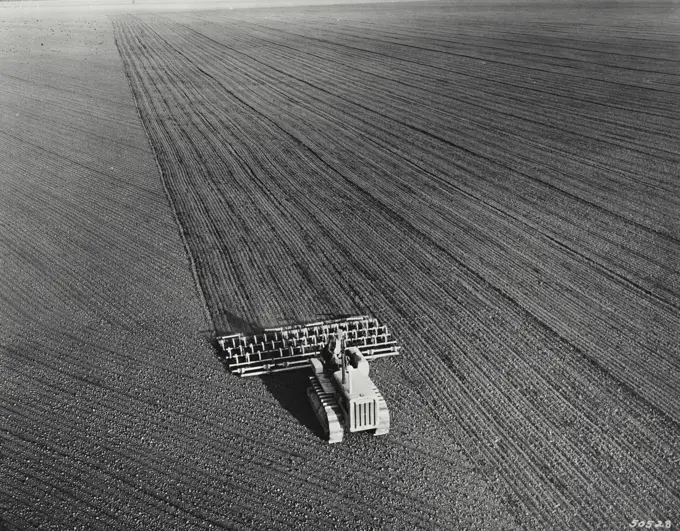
[216,315,400,377]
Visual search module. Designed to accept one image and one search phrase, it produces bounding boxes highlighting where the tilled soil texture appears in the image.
[0,8,240,531]
[1,5,511,531]
[112,1,680,530]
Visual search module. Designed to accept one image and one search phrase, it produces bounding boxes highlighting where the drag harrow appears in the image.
[216,315,399,377]
[216,316,400,443]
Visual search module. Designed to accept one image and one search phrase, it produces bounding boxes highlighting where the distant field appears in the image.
[3,1,680,530]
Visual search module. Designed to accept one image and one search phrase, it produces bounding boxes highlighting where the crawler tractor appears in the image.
[216,316,400,443]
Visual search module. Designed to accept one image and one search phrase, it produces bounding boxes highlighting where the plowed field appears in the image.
[2,1,680,530]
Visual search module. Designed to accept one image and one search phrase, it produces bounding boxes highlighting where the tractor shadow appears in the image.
[210,311,326,441]
[212,342,325,441]
[260,371,326,440]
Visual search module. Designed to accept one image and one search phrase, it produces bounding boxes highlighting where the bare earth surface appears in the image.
[2,1,680,530]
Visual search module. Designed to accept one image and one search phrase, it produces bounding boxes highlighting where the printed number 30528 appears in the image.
[629,521,671,528]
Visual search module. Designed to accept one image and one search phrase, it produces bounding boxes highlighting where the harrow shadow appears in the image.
[214,310,263,337]
[210,312,325,440]
[212,346,325,441]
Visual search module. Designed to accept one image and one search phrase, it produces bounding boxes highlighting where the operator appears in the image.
[324,330,345,370]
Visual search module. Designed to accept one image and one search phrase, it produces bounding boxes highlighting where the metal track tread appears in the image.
[216,316,400,376]
[308,375,344,444]
[372,384,390,436]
